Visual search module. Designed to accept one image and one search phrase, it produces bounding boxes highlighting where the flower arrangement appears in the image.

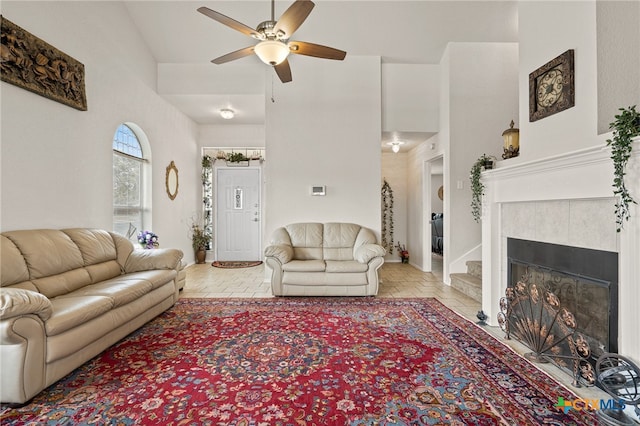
[396,242,409,264]
[137,230,159,249]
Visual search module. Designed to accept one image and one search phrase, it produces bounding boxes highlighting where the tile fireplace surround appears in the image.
[481,141,640,366]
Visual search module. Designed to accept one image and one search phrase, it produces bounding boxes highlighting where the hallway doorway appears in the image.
[423,156,443,272]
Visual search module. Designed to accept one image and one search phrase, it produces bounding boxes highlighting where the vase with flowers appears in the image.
[137,230,159,249]
[396,242,409,264]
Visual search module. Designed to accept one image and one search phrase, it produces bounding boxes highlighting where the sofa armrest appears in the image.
[124,248,184,273]
[0,288,52,321]
[354,244,386,264]
[264,244,294,265]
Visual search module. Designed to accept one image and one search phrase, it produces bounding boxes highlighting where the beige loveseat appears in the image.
[264,223,385,296]
[0,228,184,404]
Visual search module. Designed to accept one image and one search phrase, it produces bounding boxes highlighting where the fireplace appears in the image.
[481,143,640,372]
[506,238,618,363]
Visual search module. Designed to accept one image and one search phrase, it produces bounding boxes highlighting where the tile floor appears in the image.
[181,255,610,403]
[182,255,481,320]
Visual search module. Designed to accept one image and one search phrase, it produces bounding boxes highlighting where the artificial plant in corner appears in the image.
[607,105,640,232]
[470,154,491,222]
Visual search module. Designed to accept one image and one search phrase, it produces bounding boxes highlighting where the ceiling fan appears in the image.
[197,0,346,83]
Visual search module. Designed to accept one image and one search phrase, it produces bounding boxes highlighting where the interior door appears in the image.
[216,168,261,261]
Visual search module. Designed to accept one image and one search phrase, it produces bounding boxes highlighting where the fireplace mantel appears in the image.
[480,140,640,365]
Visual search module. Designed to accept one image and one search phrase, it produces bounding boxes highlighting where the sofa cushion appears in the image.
[2,230,84,280]
[325,260,368,273]
[282,260,326,273]
[62,229,117,267]
[286,223,323,260]
[46,296,114,336]
[323,223,360,261]
[0,236,30,287]
[58,279,152,308]
[31,268,92,299]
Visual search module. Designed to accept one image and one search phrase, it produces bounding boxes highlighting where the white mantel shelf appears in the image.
[480,140,640,365]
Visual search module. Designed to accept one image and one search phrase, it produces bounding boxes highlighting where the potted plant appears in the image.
[190,223,211,264]
[470,154,493,222]
[607,105,640,232]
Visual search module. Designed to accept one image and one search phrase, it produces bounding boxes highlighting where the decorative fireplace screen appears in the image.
[498,269,596,387]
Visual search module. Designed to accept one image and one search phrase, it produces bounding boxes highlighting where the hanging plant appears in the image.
[607,105,640,232]
[470,154,491,223]
[381,180,394,254]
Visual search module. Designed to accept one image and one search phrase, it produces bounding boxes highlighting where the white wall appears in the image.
[408,135,442,271]
[199,125,265,148]
[382,152,408,262]
[445,42,519,276]
[0,2,199,261]
[382,64,439,132]
[596,1,640,134]
[264,56,381,238]
[517,1,602,161]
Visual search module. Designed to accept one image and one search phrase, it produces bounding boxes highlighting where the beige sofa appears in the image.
[0,228,184,404]
[264,223,385,296]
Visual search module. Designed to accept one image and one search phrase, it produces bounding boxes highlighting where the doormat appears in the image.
[212,260,263,269]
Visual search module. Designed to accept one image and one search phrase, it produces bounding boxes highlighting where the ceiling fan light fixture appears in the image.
[220,108,235,120]
[254,40,290,66]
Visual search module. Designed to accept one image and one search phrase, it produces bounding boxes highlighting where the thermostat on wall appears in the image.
[311,185,326,196]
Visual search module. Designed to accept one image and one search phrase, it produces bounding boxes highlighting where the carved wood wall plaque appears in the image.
[1,16,87,111]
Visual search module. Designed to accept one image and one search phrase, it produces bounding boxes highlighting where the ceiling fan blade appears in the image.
[288,41,346,60]
[273,0,315,39]
[197,6,260,39]
[274,59,293,83]
[212,46,255,64]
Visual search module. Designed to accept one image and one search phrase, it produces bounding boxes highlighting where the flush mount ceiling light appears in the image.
[220,108,235,119]
[387,141,406,153]
[254,40,290,66]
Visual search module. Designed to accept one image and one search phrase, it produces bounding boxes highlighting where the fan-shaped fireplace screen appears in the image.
[499,238,619,388]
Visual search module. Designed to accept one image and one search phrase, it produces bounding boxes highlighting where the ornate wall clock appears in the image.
[529,49,575,122]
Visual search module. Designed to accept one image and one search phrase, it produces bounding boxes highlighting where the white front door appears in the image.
[216,168,261,261]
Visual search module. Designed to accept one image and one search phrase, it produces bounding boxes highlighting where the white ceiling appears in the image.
[124,0,518,151]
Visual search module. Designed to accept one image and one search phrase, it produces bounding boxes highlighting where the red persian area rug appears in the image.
[212,260,263,268]
[1,298,598,425]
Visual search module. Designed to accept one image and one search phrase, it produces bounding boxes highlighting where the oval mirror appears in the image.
[165,161,179,200]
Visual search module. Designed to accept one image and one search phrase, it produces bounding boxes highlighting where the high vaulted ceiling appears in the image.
[124,0,518,150]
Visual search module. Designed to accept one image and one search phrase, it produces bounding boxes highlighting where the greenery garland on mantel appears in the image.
[381,179,394,254]
[607,105,640,232]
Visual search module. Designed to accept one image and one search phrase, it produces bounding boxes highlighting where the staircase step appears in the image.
[450,273,482,302]
[466,260,482,279]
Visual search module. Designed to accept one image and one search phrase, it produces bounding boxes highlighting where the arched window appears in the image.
[112,123,151,238]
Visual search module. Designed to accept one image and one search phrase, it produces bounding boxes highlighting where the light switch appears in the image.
[457,180,464,190]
